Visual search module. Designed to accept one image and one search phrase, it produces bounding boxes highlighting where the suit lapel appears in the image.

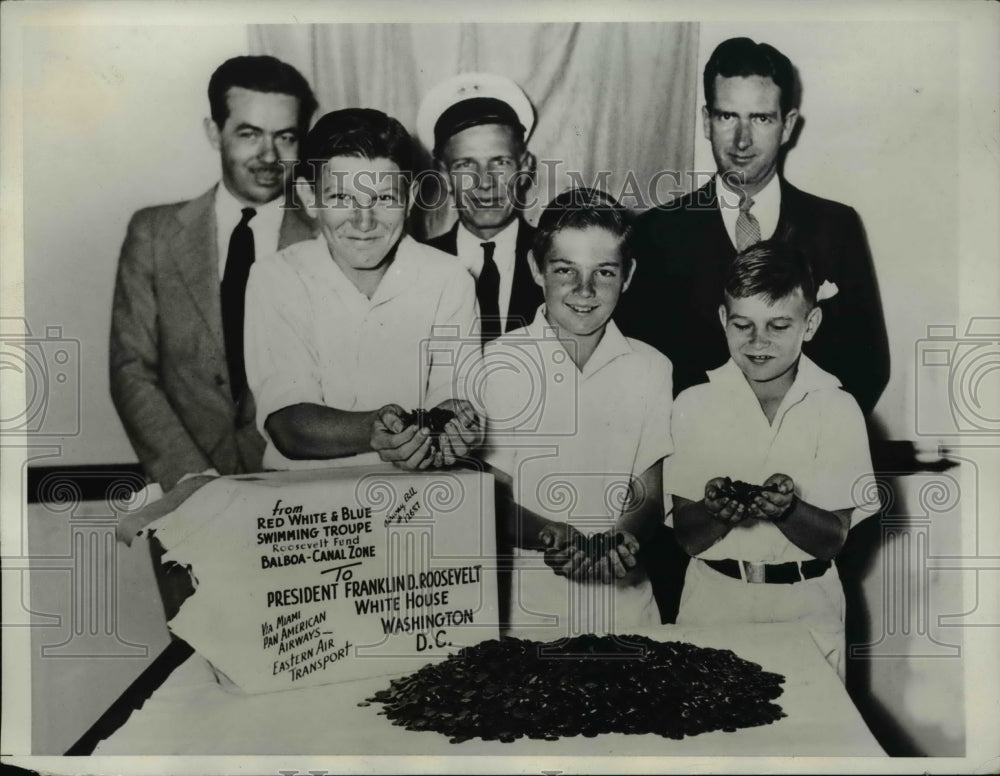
[168,188,226,356]
[693,179,734,276]
[702,178,731,247]
[775,178,834,287]
[428,217,537,331]
[167,191,317,357]
[507,219,541,332]
[775,177,801,243]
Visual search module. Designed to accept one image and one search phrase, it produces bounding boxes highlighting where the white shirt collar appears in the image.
[456,218,518,275]
[297,234,418,307]
[708,353,842,426]
[214,183,286,279]
[715,173,782,247]
[523,304,633,378]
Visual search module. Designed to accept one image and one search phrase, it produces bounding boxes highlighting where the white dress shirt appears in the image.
[214,183,287,278]
[716,173,781,249]
[479,306,674,639]
[455,219,519,332]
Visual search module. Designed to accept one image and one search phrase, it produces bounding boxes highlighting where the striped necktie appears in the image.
[736,194,761,252]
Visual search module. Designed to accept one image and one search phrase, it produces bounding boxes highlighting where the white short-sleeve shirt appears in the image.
[664,356,879,563]
[477,308,674,637]
[245,235,479,470]
[480,308,674,524]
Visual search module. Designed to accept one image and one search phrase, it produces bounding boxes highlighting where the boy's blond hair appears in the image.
[723,240,817,307]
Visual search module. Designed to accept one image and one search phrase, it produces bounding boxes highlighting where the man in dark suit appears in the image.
[616,37,890,625]
[617,37,889,416]
[416,73,543,343]
[110,56,318,491]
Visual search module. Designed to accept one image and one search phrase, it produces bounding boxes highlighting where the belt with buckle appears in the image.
[702,558,831,584]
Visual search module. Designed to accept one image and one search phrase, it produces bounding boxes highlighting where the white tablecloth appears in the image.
[26,502,172,754]
[94,622,884,756]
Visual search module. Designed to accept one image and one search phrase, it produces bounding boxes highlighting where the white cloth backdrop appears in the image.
[249,23,698,237]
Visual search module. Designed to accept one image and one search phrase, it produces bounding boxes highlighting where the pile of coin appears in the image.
[571,531,626,564]
[365,635,786,743]
[399,407,457,454]
[717,477,779,508]
[399,407,457,434]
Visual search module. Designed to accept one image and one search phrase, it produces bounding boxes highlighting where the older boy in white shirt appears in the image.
[478,188,674,641]
[665,241,879,678]
[245,109,482,471]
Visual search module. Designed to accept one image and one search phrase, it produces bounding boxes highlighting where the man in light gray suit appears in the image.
[110,56,317,491]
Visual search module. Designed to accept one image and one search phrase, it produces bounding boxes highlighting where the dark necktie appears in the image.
[221,207,256,401]
[736,194,762,252]
[477,241,502,343]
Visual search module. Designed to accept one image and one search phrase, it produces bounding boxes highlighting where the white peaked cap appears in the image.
[416,72,535,154]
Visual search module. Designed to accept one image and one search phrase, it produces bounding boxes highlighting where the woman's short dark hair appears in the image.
[533,187,634,266]
[301,109,415,182]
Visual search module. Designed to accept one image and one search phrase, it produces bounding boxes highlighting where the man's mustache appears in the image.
[250,163,284,175]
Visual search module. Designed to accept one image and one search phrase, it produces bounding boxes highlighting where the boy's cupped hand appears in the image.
[371,404,438,470]
[433,399,484,465]
[587,530,641,583]
[704,477,749,525]
[538,525,639,583]
[539,523,586,577]
[747,473,796,521]
[371,401,484,470]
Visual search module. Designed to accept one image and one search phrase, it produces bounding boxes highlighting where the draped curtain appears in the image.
[250,23,698,238]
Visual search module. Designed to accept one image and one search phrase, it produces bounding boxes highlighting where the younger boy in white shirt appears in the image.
[664,241,879,678]
[478,188,674,641]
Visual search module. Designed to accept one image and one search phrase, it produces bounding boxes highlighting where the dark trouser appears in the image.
[641,523,691,624]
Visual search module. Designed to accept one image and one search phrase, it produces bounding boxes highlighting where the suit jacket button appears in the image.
[215,374,226,386]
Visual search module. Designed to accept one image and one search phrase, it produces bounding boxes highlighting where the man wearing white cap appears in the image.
[417,73,543,344]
